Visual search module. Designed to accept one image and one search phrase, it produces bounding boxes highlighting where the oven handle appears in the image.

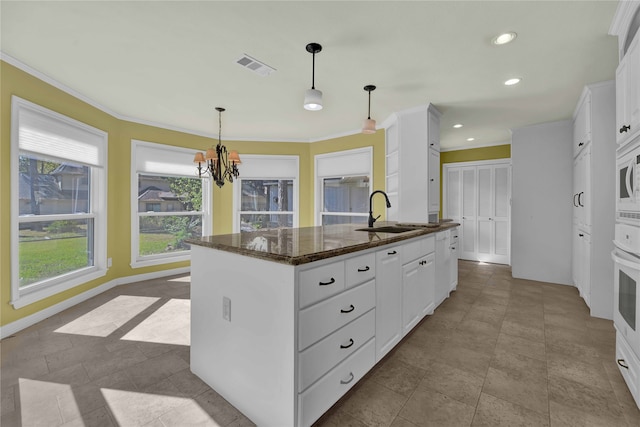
[625,158,635,202]
[612,250,640,269]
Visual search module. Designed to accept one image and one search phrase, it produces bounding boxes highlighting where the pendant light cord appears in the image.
[311,52,316,90]
[368,91,371,120]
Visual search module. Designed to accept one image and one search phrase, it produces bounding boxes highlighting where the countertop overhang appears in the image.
[186,221,460,265]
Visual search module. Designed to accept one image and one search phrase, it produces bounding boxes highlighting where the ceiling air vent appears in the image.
[236,54,276,77]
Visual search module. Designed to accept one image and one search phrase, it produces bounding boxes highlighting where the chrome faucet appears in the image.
[368,190,391,228]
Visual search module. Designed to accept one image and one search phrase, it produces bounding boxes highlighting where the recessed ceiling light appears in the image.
[466,137,475,142]
[493,32,517,45]
[504,78,521,86]
[453,123,463,128]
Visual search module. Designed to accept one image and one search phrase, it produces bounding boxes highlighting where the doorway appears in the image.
[444,159,511,265]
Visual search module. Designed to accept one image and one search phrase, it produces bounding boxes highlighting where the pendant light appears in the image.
[362,85,377,134]
[193,107,241,188]
[303,43,323,111]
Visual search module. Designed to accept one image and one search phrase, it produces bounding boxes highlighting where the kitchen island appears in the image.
[186,221,459,427]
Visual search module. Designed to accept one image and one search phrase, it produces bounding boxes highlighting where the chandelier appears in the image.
[193,107,241,187]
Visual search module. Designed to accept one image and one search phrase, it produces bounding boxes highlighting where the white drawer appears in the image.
[345,253,375,289]
[616,331,640,409]
[422,235,435,254]
[402,239,422,264]
[298,280,375,351]
[298,309,375,391]
[449,228,459,245]
[298,338,375,427]
[299,261,345,309]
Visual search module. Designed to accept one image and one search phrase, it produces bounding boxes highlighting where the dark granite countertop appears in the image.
[186,221,460,266]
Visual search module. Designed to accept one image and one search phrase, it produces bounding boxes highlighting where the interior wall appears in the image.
[0,60,385,328]
[511,120,573,285]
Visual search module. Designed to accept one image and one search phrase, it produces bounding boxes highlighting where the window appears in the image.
[239,179,294,231]
[131,141,211,267]
[232,155,299,233]
[321,176,370,225]
[11,96,108,308]
[315,147,373,226]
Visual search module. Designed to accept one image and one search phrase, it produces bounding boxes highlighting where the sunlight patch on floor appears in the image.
[102,388,219,426]
[168,276,191,282]
[121,299,190,346]
[20,378,80,425]
[55,295,160,337]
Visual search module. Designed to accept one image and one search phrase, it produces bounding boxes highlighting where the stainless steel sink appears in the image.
[355,226,418,233]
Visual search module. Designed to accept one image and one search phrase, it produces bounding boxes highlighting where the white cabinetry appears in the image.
[570,81,616,319]
[615,28,640,147]
[375,245,403,360]
[450,228,459,292]
[385,104,442,222]
[401,237,436,335]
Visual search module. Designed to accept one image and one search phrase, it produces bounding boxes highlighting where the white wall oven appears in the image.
[613,230,640,408]
[616,144,640,224]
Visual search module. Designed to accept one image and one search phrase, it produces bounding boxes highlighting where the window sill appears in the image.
[131,253,191,269]
[11,268,108,309]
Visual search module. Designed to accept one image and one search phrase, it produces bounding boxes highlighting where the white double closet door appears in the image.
[444,160,511,265]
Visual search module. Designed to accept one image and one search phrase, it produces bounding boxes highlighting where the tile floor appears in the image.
[1,261,639,426]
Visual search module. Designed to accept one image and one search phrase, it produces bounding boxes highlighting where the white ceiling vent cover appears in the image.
[236,54,276,77]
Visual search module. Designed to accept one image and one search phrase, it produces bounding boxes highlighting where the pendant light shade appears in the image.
[304,43,323,111]
[362,85,377,134]
[304,88,323,111]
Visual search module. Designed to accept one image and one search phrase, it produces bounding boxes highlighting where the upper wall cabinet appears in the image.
[385,104,442,223]
[573,92,591,157]
[611,1,640,148]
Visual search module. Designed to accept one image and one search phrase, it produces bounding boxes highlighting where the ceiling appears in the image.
[0,1,621,150]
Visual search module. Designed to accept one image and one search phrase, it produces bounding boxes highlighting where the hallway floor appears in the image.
[1,261,639,426]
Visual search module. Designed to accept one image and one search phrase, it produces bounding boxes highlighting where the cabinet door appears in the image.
[375,246,402,361]
[421,252,436,316]
[428,149,440,213]
[402,258,422,335]
[461,167,477,260]
[446,168,461,222]
[428,108,440,151]
[617,31,640,146]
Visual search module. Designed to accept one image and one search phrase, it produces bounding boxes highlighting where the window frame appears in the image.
[232,155,299,233]
[314,147,373,226]
[130,140,212,268]
[10,96,108,309]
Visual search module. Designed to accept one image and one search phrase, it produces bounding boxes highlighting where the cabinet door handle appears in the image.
[430,178,434,182]
[452,247,456,250]
[419,260,426,265]
[578,192,584,207]
[620,125,631,133]
[573,193,578,207]
[618,359,629,369]
[341,304,355,313]
[319,278,335,286]
[357,266,370,272]
[579,233,584,237]
[340,372,355,384]
[387,250,397,255]
[578,142,584,147]
[340,338,354,349]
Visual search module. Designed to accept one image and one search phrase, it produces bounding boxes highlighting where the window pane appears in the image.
[240,213,293,232]
[18,154,90,215]
[322,176,369,213]
[241,180,293,212]
[139,215,202,255]
[19,219,94,288]
[322,215,367,226]
[138,175,202,212]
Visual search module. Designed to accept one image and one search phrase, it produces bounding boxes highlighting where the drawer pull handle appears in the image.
[620,124,631,133]
[341,304,355,313]
[388,250,397,255]
[319,278,335,286]
[340,338,354,349]
[357,266,370,272]
[618,359,629,369]
[419,260,426,265]
[340,372,355,385]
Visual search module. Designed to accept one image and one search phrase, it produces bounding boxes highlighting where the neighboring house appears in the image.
[137,186,182,212]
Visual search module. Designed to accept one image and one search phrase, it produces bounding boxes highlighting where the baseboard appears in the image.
[0,267,190,339]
